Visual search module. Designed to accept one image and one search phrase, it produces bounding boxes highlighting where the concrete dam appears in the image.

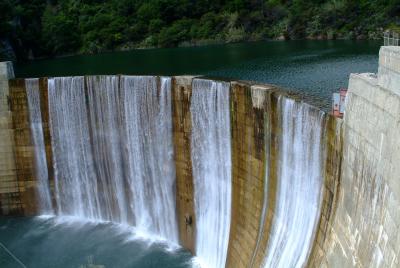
[0,46,399,267]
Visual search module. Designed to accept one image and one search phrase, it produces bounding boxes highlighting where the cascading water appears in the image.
[190,79,232,268]
[25,78,53,214]
[48,77,99,218]
[86,76,128,223]
[120,76,178,243]
[47,75,178,243]
[29,73,327,266]
[263,97,325,268]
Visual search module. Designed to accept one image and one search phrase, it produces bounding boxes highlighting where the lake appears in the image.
[14,40,381,110]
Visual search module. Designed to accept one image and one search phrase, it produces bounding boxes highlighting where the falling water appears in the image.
[48,75,178,243]
[121,76,178,243]
[25,78,53,214]
[48,77,99,218]
[120,76,178,243]
[86,76,128,223]
[263,97,325,268]
[190,79,232,268]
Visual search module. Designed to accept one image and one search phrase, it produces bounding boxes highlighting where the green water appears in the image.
[0,217,193,268]
[15,40,380,110]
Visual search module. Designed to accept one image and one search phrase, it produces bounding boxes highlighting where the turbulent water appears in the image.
[263,97,325,268]
[47,76,178,243]
[25,78,53,214]
[190,79,232,268]
[0,217,192,268]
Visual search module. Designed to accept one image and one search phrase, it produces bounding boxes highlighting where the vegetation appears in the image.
[1,0,399,61]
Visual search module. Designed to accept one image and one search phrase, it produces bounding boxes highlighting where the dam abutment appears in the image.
[312,47,400,267]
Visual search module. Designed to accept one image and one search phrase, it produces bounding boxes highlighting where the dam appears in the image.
[0,45,399,267]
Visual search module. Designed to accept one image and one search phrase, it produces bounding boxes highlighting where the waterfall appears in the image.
[263,97,325,268]
[120,76,178,243]
[47,75,178,243]
[86,76,128,223]
[25,78,53,214]
[48,77,99,218]
[190,79,232,268]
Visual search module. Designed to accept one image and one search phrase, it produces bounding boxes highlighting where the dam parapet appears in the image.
[0,46,399,267]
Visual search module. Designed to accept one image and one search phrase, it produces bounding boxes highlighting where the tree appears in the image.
[42,6,80,54]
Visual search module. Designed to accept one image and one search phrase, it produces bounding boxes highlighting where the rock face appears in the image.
[1,46,399,268]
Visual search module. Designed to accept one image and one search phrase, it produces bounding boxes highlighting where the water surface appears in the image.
[0,217,192,268]
[15,40,380,109]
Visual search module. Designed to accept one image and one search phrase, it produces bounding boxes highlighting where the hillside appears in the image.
[1,0,399,61]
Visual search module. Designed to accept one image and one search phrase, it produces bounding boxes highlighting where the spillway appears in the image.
[120,76,178,243]
[7,72,347,267]
[47,75,178,243]
[48,76,98,218]
[190,79,232,268]
[25,78,53,214]
[262,97,325,268]
[86,76,128,223]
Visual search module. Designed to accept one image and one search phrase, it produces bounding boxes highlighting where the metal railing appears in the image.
[384,31,400,46]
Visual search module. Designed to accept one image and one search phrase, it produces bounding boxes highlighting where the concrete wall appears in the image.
[226,81,270,268]
[172,76,197,253]
[308,115,343,267]
[8,78,39,215]
[312,47,400,267]
[378,46,400,95]
[0,62,22,215]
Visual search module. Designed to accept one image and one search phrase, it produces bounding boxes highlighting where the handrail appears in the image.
[384,30,400,46]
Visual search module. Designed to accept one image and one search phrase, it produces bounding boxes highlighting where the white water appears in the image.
[263,97,325,268]
[190,79,232,268]
[86,76,128,223]
[47,76,178,243]
[48,77,98,218]
[120,75,178,243]
[25,78,53,214]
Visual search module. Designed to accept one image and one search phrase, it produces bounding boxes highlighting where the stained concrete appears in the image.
[0,62,22,215]
[226,81,269,268]
[8,78,39,215]
[172,76,197,253]
[311,47,400,267]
